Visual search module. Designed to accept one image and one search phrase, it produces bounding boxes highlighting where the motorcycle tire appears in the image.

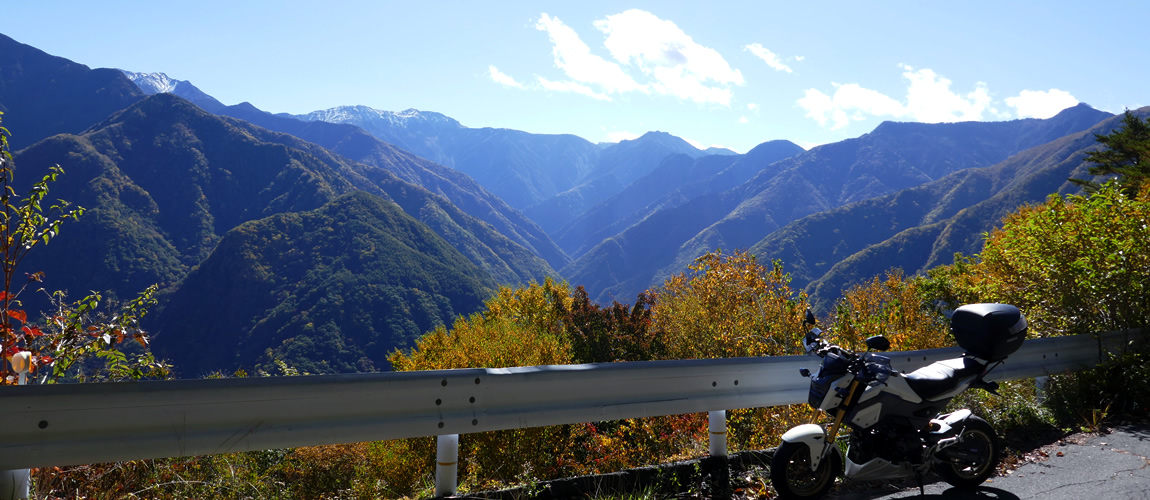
[933,415,1000,488]
[771,441,841,499]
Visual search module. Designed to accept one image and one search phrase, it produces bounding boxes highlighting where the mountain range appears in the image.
[0,31,1130,375]
[560,104,1112,303]
[287,105,741,233]
[1,34,548,373]
[757,107,1132,308]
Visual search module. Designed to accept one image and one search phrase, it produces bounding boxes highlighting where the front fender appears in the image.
[781,424,831,469]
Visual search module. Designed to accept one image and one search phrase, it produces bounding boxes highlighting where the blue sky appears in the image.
[6,1,1147,153]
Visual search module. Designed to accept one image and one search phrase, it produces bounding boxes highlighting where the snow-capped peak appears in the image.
[297,106,462,130]
[121,70,183,94]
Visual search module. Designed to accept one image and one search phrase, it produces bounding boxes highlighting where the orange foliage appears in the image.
[653,250,810,359]
[830,269,952,352]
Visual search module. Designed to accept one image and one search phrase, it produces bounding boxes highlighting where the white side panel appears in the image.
[851,403,882,428]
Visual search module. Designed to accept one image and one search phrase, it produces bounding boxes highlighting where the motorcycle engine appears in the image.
[849,422,926,464]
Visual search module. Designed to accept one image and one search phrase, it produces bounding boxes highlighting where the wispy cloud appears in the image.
[744,43,793,73]
[488,65,524,89]
[595,9,743,105]
[537,76,612,101]
[535,13,647,98]
[798,65,997,129]
[495,10,742,106]
[1005,89,1078,118]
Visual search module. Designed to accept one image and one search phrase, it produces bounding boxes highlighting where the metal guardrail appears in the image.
[1,330,1136,474]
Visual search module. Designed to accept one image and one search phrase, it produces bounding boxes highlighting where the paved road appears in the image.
[827,423,1150,500]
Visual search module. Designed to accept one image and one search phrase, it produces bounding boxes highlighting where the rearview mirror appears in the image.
[804,309,816,326]
[865,335,891,352]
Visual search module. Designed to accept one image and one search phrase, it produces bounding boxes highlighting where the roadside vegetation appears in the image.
[13,112,1150,498]
[0,112,167,386]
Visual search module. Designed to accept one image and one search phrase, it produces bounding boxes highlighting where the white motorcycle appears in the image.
[771,303,1027,499]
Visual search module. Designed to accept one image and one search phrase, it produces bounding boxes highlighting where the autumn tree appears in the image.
[389,278,574,371]
[648,250,817,451]
[563,286,664,363]
[387,278,584,489]
[652,249,809,359]
[830,269,951,352]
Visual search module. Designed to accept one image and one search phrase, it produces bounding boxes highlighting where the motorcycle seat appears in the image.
[905,357,984,401]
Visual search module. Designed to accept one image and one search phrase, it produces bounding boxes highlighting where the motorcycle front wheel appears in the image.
[771,441,841,499]
[934,416,1000,488]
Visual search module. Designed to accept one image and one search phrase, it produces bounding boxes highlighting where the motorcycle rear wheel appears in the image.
[771,441,841,499]
[934,416,1000,488]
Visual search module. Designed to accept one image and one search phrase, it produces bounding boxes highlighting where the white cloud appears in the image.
[682,136,707,150]
[798,65,999,130]
[796,88,837,128]
[595,9,743,106]
[900,65,991,122]
[744,43,793,73]
[795,55,805,62]
[607,130,641,142]
[488,65,524,89]
[524,10,741,105]
[537,76,612,101]
[1005,89,1079,118]
[747,102,759,112]
[738,116,749,124]
[835,83,906,119]
[535,13,647,98]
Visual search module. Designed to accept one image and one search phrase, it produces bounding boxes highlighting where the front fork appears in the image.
[782,378,863,470]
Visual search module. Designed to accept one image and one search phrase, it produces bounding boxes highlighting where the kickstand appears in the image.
[915,471,925,496]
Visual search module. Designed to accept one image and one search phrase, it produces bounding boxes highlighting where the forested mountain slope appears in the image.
[564,104,1113,303]
[154,191,495,375]
[758,108,1142,309]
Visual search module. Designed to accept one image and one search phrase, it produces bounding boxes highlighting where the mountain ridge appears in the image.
[564,104,1114,303]
[291,103,734,219]
[153,190,496,375]
[786,107,1142,309]
[0,34,143,150]
[121,70,571,271]
[555,139,805,258]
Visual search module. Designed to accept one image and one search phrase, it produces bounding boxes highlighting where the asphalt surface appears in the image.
[826,423,1150,500]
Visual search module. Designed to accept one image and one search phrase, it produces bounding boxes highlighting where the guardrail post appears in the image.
[708,410,727,457]
[1,353,31,500]
[435,434,459,497]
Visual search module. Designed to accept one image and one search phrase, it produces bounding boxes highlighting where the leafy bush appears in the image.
[830,269,951,352]
[379,251,819,492]
[653,250,809,360]
[0,112,168,385]
[919,181,1150,428]
[923,181,1149,337]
